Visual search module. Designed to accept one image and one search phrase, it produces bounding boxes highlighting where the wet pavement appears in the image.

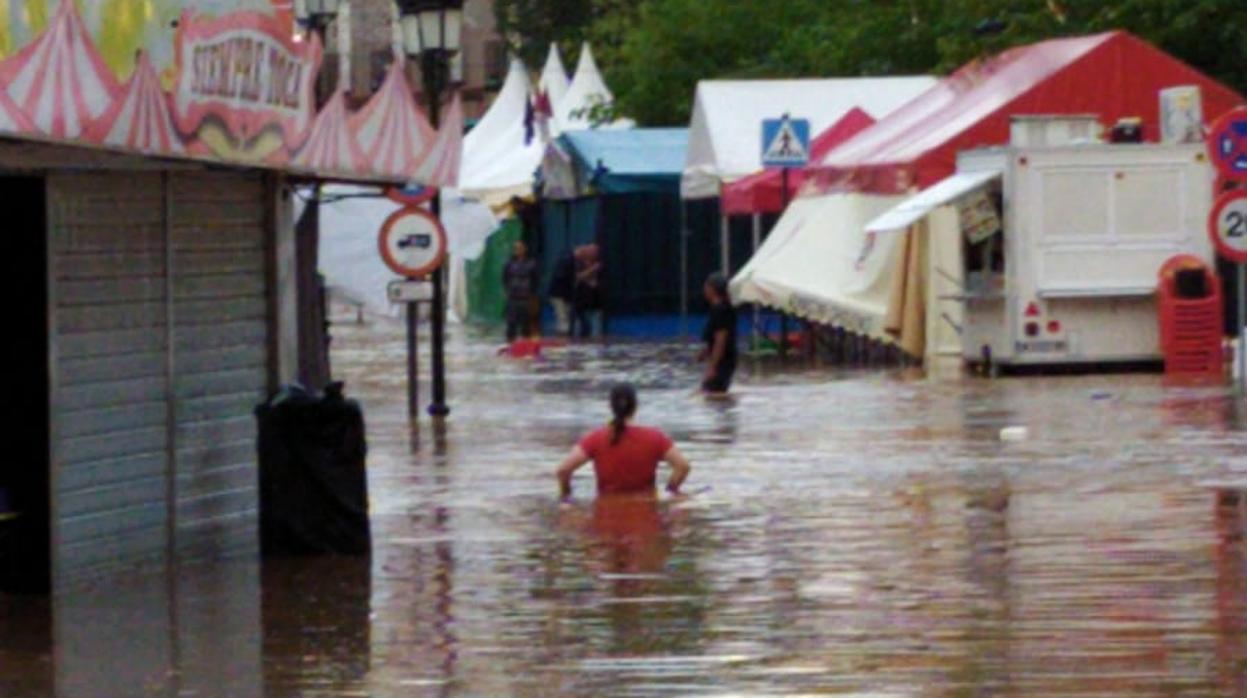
[4,314,1247,696]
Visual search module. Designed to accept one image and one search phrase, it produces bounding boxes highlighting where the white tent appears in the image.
[681,77,936,199]
[555,43,634,132]
[314,186,499,319]
[459,58,543,206]
[538,43,570,111]
[730,193,906,339]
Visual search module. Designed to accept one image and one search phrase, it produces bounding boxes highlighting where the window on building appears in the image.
[484,39,507,91]
[369,50,391,94]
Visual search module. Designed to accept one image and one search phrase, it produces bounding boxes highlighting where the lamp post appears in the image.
[304,0,342,105]
[396,0,463,419]
[295,0,340,392]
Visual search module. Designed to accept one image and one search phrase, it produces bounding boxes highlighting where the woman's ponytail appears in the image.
[609,383,638,445]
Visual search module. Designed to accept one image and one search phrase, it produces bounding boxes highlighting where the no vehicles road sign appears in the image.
[378,207,448,279]
[762,115,810,168]
[1209,190,1247,263]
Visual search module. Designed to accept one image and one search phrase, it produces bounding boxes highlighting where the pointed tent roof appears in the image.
[413,94,464,188]
[556,43,629,131]
[84,51,183,154]
[722,107,875,215]
[0,0,119,139]
[0,88,34,133]
[350,58,437,178]
[460,57,544,202]
[539,44,570,111]
[295,90,369,173]
[817,31,1247,195]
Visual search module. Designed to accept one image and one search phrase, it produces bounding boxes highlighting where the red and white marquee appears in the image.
[0,1,461,187]
[85,52,183,154]
[350,60,437,179]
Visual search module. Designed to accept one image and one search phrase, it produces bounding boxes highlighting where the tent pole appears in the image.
[680,200,688,338]
[751,212,761,350]
[779,168,790,359]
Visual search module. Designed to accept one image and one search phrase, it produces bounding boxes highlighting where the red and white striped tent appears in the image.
[84,51,183,154]
[0,0,119,139]
[0,88,34,133]
[350,59,436,178]
[294,90,368,174]
[413,94,464,187]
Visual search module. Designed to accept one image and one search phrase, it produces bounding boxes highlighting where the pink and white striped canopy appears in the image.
[84,52,182,154]
[0,87,34,133]
[0,0,119,139]
[350,60,436,178]
[295,90,368,173]
[412,94,463,188]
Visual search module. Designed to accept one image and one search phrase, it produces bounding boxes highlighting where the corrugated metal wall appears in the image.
[170,172,268,562]
[49,171,273,587]
[49,173,171,583]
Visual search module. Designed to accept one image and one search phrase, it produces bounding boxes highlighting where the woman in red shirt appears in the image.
[556,384,691,499]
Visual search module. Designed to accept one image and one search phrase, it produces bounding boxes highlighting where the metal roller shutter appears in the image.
[50,170,274,586]
[49,173,171,584]
[170,172,269,561]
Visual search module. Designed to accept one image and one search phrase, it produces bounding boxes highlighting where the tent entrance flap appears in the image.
[865,170,1002,233]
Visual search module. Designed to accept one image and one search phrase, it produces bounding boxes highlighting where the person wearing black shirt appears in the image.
[502,240,539,342]
[698,272,737,394]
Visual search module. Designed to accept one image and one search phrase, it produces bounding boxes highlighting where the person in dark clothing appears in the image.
[572,243,604,339]
[698,272,738,394]
[549,248,577,336]
[503,240,539,342]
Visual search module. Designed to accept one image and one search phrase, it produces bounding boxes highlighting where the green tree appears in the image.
[503,0,1247,126]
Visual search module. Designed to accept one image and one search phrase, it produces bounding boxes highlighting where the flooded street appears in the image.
[6,314,1247,696]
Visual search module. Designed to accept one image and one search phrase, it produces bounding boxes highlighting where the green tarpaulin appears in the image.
[466,218,522,325]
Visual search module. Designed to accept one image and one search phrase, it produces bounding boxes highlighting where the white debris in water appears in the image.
[1000,426,1029,442]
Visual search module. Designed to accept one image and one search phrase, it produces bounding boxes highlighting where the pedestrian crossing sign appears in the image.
[762,115,811,168]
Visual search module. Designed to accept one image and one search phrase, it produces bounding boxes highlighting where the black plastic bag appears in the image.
[256,382,370,556]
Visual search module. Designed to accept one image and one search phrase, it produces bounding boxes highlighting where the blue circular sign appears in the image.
[386,182,437,207]
[1210,107,1247,180]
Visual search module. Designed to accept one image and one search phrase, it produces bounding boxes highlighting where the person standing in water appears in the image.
[556,384,691,499]
[502,240,539,342]
[698,272,738,395]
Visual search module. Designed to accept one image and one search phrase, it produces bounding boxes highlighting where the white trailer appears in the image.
[867,134,1215,370]
[955,142,1214,368]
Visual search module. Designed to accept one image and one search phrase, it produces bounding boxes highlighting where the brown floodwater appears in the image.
[3,314,1246,696]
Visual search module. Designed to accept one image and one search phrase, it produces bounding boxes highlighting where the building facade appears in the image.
[328,0,507,120]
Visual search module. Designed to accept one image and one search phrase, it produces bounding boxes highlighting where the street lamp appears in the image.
[396,0,463,420]
[304,0,342,44]
[303,0,341,102]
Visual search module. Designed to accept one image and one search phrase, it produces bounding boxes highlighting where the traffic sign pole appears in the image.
[1238,264,1245,392]
[407,296,419,424]
[377,206,448,425]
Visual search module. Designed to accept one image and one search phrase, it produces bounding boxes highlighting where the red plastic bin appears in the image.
[1157,255,1223,376]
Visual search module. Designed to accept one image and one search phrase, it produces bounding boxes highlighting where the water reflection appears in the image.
[5,316,1247,696]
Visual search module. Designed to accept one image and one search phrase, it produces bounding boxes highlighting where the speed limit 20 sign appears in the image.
[1209,190,1247,263]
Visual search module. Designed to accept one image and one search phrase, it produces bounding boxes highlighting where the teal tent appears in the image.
[555,129,688,195]
[536,128,726,334]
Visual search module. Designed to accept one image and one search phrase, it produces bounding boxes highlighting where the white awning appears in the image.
[865,169,1001,233]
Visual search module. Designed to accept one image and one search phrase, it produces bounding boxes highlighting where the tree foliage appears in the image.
[497,0,1247,127]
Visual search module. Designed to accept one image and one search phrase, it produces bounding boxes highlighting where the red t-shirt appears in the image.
[578,425,675,495]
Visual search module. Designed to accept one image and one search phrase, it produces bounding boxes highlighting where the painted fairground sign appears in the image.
[172,9,321,160]
[0,0,462,186]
